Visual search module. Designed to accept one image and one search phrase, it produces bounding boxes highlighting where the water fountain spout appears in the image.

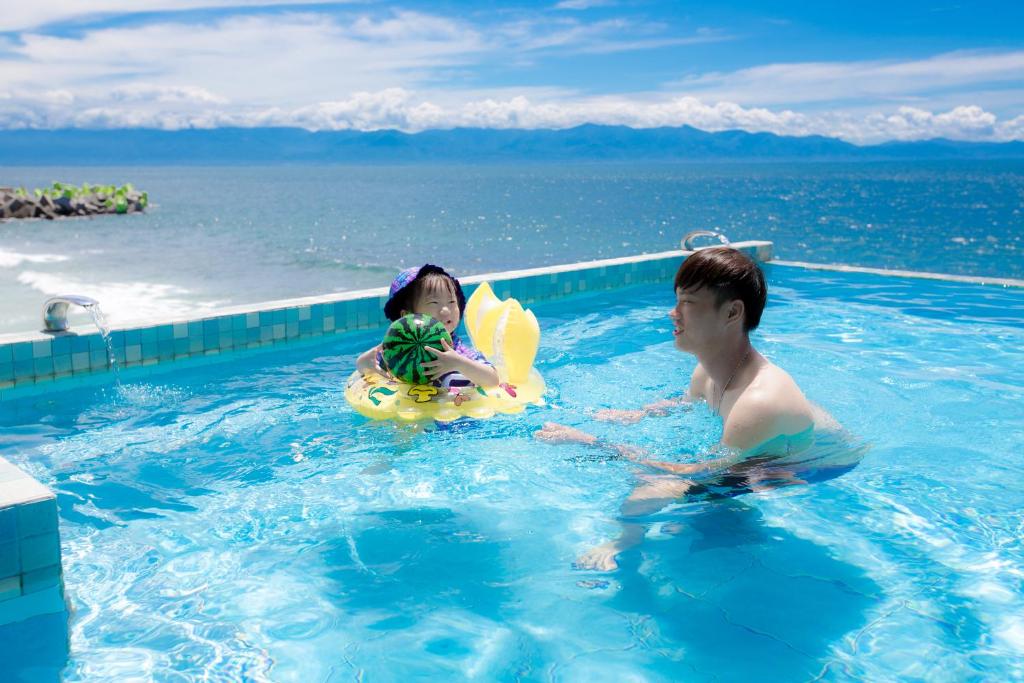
[681,230,731,251]
[42,294,100,333]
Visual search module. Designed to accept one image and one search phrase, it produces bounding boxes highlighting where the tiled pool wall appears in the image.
[0,241,775,629]
[0,459,65,628]
[0,242,773,401]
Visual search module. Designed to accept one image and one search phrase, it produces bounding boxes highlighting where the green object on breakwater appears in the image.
[1,181,148,220]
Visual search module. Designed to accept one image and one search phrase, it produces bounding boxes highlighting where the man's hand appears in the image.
[534,422,599,445]
[595,399,682,424]
[594,409,646,424]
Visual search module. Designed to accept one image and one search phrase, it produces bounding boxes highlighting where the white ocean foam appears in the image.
[17,270,229,325]
[0,248,69,268]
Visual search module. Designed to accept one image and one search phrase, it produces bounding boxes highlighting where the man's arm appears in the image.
[635,367,815,467]
[595,364,708,424]
[535,424,742,477]
[594,396,689,424]
[615,444,741,476]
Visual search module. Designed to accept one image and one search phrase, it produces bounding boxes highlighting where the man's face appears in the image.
[668,286,729,352]
[408,282,460,334]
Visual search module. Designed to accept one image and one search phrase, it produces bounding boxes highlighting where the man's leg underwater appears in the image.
[575,475,695,571]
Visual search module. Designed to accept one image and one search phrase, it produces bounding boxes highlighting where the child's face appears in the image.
[406,280,460,334]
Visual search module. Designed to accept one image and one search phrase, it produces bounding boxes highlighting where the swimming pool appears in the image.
[1,264,1022,680]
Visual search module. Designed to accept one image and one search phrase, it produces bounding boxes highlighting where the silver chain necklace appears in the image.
[713,347,751,415]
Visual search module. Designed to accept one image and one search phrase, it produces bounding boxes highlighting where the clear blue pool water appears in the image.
[2,161,1022,333]
[1,265,1023,681]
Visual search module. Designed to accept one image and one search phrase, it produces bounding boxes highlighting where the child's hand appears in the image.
[357,344,386,376]
[420,338,465,381]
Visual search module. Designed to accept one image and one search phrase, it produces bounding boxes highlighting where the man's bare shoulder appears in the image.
[688,363,710,400]
[724,361,814,451]
[739,362,812,417]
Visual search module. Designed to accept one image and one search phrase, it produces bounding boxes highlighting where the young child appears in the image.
[356,264,499,388]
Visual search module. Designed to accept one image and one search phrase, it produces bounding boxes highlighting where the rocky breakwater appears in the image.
[1,182,148,220]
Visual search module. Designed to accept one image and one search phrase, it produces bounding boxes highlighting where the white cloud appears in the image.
[672,50,1024,108]
[554,0,616,9]
[999,114,1024,140]
[0,10,723,113]
[0,0,359,32]
[414,95,1022,143]
[0,12,487,106]
[285,89,448,131]
[5,86,1021,143]
[497,18,728,55]
[348,10,467,42]
[110,84,228,104]
[0,8,1020,144]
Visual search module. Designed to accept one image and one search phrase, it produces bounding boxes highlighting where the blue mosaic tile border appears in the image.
[0,293,389,397]
[0,242,773,398]
[0,457,65,627]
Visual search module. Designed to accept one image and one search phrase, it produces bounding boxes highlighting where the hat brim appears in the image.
[383,264,466,321]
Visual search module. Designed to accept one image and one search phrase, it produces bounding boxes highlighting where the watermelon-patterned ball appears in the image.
[381,314,452,385]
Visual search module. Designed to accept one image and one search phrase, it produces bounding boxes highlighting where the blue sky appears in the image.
[1,0,1022,142]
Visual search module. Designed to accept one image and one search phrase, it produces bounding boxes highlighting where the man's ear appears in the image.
[726,299,745,327]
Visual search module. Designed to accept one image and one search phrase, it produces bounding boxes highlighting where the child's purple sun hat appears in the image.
[383,264,467,322]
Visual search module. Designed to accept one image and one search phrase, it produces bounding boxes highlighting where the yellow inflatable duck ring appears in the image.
[345,282,545,422]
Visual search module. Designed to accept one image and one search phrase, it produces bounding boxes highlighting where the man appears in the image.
[536,247,828,570]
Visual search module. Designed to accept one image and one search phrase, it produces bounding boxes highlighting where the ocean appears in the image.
[1,161,1021,334]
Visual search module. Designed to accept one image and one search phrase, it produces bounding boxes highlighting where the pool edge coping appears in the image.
[0,456,66,628]
[0,242,772,399]
[772,259,1024,288]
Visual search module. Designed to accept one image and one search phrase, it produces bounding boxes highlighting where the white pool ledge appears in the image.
[0,456,66,628]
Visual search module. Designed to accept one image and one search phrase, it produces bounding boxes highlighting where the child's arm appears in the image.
[356,344,384,375]
[452,356,500,388]
[421,339,500,387]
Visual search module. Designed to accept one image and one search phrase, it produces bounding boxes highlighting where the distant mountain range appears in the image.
[1,125,1022,164]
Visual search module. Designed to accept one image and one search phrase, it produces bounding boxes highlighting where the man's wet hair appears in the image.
[674,247,767,331]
